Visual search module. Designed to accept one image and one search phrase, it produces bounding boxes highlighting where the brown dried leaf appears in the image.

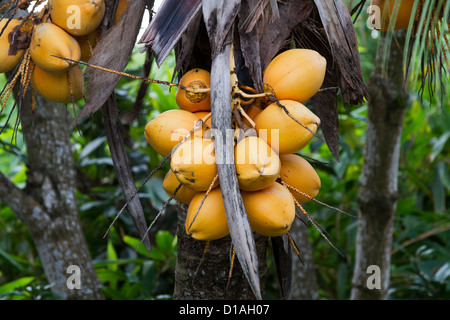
[313,0,368,106]
[139,0,202,67]
[259,0,314,69]
[72,0,145,126]
[202,0,241,58]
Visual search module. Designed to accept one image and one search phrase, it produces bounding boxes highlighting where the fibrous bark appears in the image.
[173,204,267,300]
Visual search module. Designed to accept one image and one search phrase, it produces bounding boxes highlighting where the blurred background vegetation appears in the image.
[0,9,449,300]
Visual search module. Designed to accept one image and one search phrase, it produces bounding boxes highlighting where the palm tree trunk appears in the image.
[351,31,408,300]
[173,205,268,299]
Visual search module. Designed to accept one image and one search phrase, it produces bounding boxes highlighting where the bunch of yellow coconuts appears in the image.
[145,49,327,242]
[0,0,132,103]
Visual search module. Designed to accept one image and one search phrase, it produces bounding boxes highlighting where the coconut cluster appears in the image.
[145,48,326,241]
[0,0,132,103]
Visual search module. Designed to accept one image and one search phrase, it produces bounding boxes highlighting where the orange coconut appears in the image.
[255,100,320,154]
[31,64,84,103]
[185,187,229,241]
[263,49,326,103]
[0,19,25,73]
[279,154,321,204]
[370,0,415,31]
[49,0,106,36]
[241,182,295,237]
[75,27,100,62]
[235,136,280,191]
[175,68,211,112]
[29,23,81,73]
[144,109,204,157]
[162,169,198,205]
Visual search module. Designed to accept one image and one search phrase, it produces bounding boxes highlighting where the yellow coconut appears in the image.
[370,0,415,31]
[144,109,204,157]
[29,23,81,73]
[75,27,100,62]
[263,49,326,103]
[176,68,211,112]
[241,182,295,237]
[114,0,133,24]
[255,100,320,154]
[162,169,198,205]
[235,136,280,191]
[49,0,106,36]
[185,187,229,241]
[31,64,84,103]
[0,19,25,73]
[170,137,218,192]
[279,154,321,204]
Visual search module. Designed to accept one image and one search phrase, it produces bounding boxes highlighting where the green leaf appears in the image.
[122,235,151,258]
[107,240,118,271]
[155,230,174,254]
[0,277,35,295]
[79,136,107,159]
[0,247,25,273]
[430,132,450,162]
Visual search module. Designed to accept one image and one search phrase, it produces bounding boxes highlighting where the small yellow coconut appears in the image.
[176,68,211,112]
[144,109,204,157]
[235,136,280,191]
[279,154,321,204]
[49,0,106,36]
[263,49,326,103]
[75,27,100,62]
[29,23,81,73]
[255,100,320,154]
[170,137,218,192]
[31,64,84,103]
[0,19,25,73]
[162,169,198,205]
[370,0,415,31]
[185,187,229,241]
[241,182,295,237]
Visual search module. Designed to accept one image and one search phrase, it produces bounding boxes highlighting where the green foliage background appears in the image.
[0,14,449,300]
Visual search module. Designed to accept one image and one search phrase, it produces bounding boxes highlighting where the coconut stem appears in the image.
[294,199,344,258]
[136,182,182,251]
[226,246,236,290]
[287,232,304,265]
[280,179,357,219]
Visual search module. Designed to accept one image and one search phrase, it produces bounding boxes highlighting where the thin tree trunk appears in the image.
[289,218,319,300]
[351,31,409,300]
[0,92,104,300]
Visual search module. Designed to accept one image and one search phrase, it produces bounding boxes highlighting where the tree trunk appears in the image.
[173,204,267,300]
[0,92,104,300]
[351,31,408,300]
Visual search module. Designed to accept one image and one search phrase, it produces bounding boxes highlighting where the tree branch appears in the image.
[0,170,49,235]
